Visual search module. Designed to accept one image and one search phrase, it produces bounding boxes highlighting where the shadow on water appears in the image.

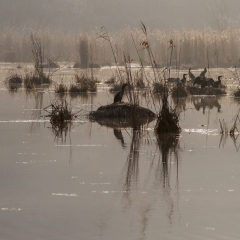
[192,96,221,114]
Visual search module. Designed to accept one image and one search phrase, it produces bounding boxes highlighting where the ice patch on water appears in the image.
[52,193,78,197]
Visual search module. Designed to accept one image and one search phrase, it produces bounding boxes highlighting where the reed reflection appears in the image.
[121,130,180,235]
[155,133,180,188]
[123,129,142,196]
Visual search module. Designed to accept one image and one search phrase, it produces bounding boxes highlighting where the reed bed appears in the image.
[55,83,68,94]
[5,73,23,84]
[74,74,97,92]
[1,27,240,68]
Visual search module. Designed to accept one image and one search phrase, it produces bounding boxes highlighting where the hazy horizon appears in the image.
[0,0,239,32]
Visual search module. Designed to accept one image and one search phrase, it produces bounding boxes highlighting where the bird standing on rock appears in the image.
[114,84,128,103]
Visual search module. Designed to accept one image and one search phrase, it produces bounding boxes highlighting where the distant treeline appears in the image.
[0,26,240,68]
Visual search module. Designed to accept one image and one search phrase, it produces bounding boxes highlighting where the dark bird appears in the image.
[200,67,207,77]
[114,84,128,103]
[180,74,188,85]
[193,76,203,86]
[188,68,195,81]
[206,78,214,87]
[212,76,223,88]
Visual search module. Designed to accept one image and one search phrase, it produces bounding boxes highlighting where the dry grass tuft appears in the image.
[75,74,97,92]
[155,95,181,134]
[44,100,74,124]
[55,83,68,94]
[5,73,23,84]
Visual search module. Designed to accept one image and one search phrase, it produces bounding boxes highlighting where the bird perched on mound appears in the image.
[193,76,203,86]
[114,84,128,103]
[213,76,223,88]
[188,68,195,81]
[180,74,188,85]
[200,68,207,78]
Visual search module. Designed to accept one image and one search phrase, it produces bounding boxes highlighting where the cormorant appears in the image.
[188,68,195,81]
[180,74,188,85]
[200,68,207,77]
[213,76,223,88]
[114,84,128,103]
[193,76,203,86]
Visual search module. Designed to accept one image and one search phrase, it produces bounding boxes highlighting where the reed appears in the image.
[55,83,68,94]
[2,26,240,68]
[74,74,97,92]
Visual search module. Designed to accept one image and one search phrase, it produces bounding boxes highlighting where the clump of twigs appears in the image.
[5,73,23,84]
[69,84,84,93]
[5,72,23,91]
[155,93,181,134]
[44,100,84,139]
[74,74,97,92]
[44,100,75,124]
[55,83,68,94]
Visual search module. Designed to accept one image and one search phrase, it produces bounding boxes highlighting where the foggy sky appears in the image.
[0,0,239,31]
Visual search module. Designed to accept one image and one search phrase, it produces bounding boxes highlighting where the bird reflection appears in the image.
[172,96,189,113]
[192,96,221,114]
[113,128,126,148]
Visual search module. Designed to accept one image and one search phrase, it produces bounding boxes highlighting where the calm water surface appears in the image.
[0,64,240,240]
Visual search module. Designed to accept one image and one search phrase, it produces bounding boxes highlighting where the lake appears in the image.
[0,63,240,240]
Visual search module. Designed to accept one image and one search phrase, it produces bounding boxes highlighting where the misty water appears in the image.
[1,63,240,240]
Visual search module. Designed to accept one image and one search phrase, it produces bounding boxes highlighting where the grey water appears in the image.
[1,63,240,240]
